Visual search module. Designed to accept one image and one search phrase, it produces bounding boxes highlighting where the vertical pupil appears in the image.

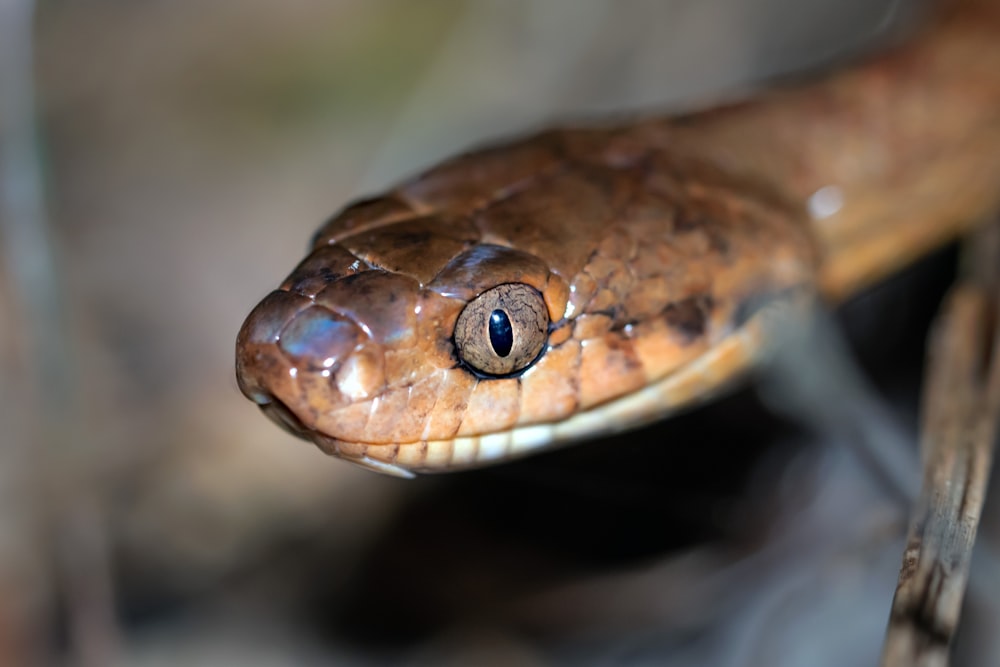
[489,309,513,357]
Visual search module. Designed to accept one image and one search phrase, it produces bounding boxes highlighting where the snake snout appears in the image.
[236,288,379,440]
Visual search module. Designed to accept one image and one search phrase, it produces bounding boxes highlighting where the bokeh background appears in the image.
[2,0,998,665]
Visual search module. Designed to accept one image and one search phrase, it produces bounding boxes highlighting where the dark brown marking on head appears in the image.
[673,210,707,233]
[663,295,714,343]
[710,233,730,256]
[673,210,730,255]
[604,334,644,372]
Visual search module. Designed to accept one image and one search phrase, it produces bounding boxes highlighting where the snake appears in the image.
[236,0,1000,478]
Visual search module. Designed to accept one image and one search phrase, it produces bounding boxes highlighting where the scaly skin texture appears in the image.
[236,0,1000,477]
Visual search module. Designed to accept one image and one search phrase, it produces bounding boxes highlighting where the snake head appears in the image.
[236,196,574,477]
[237,129,818,477]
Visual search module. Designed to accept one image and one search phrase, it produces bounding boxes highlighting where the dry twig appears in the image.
[881,220,1000,666]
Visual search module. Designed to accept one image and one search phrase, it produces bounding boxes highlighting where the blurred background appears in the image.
[2,0,997,665]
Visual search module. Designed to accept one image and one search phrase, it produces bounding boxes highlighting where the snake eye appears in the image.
[454,283,548,377]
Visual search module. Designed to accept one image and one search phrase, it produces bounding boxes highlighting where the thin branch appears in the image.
[881,219,1000,667]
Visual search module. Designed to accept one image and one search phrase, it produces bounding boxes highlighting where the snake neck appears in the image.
[631,0,1000,299]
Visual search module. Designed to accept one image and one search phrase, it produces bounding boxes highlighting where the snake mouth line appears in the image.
[251,393,418,477]
[254,394,311,439]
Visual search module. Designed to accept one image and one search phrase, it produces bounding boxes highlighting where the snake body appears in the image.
[237,1,1000,477]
